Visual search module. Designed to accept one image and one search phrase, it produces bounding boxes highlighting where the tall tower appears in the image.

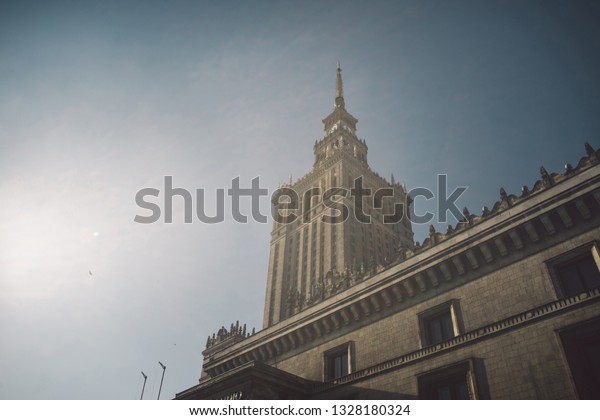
[263,64,414,328]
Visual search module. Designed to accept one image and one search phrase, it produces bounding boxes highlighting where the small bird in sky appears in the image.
[89,270,93,276]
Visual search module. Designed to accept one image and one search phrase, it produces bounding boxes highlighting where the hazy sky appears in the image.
[1,0,599,399]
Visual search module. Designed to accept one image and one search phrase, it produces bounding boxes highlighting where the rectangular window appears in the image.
[558,317,600,399]
[418,360,477,400]
[331,352,348,379]
[426,311,455,345]
[432,377,470,400]
[547,242,600,298]
[324,342,353,381]
[419,301,462,347]
[556,254,600,296]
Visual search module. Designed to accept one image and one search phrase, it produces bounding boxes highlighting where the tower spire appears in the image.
[335,61,345,109]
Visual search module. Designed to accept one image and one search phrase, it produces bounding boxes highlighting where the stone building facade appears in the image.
[176,66,600,400]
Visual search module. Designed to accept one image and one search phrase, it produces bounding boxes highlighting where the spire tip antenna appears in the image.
[335,61,344,106]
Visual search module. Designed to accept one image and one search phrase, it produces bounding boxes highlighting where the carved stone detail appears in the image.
[574,198,591,219]
[369,295,382,312]
[509,230,524,249]
[465,250,479,270]
[540,214,556,235]
[479,243,494,263]
[414,273,427,292]
[426,269,440,287]
[556,206,574,228]
[452,256,465,275]
[494,236,509,256]
[522,222,539,243]
[391,285,404,302]
[380,290,393,307]
[360,300,371,317]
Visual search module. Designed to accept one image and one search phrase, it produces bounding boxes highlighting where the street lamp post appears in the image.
[140,371,147,400]
[157,362,166,400]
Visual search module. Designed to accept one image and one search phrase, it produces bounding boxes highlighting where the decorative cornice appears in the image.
[416,143,600,251]
[313,287,600,393]
[204,321,256,354]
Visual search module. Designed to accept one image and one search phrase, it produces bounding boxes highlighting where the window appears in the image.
[430,376,470,400]
[559,317,600,399]
[547,242,600,298]
[418,301,462,347]
[324,342,353,381]
[425,311,454,345]
[418,360,477,400]
[330,352,348,379]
